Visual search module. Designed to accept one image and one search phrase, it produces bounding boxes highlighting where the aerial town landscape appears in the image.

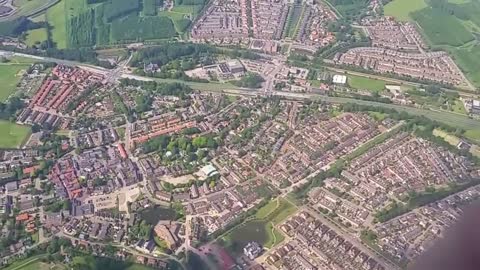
[0,0,480,269]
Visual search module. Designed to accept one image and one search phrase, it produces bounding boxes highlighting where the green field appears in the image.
[285,4,303,38]
[433,129,461,146]
[412,8,474,47]
[255,199,279,219]
[158,10,191,34]
[265,198,297,224]
[384,0,427,21]
[368,111,388,121]
[0,64,30,101]
[465,129,480,142]
[46,0,67,49]
[451,44,480,87]
[36,0,204,47]
[3,255,49,270]
[0,120,31,148]
[347,75,387,92]
[25,28,48,46]
[9,261,66,270]
[386,0,480,87]
[452,100,467,114]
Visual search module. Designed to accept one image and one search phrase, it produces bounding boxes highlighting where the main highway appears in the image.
[2,49,480,131]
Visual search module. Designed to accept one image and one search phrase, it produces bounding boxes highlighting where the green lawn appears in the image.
[448,0,470,3]
[25,28,48,47]
[65,0,89,18]
[452,100,467,114]
[255,199,279,219]
[46,0,67,49]
[433,129,461,146]
[158,11,189,33]
[384,0,428,21]
[347,75,387,92]
[465,129,480,142]
[3,255,48,270]
[264,198,297,225]
[369,111,387,121]
[0,64,30,101]
[264,221,285,248]
[116,127,126,140]
[171,4,203,14]
[0,120,31,148]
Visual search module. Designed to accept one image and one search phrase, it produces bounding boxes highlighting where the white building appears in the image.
[333,74,347,84]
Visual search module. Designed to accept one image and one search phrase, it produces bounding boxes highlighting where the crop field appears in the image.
[0,120,31,148]
[451,44,480,87]
[384,0,427,21]
[347,75,387,92]
[41,0,194,47]
[46,0,67,49]
[110,14,176,41]
[411,8,474,47]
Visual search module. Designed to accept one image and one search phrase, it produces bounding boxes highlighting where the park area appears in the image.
[219,198,297,255]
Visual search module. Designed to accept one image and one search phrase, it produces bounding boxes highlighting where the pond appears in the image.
[139,206,176,225]
[225,220,270,254]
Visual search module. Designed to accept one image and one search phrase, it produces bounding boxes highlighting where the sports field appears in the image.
[347,75,387,93]
[0,120,31,148]
[46,0,67,49]
[384,0,427,21]
[0,64,29,101]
